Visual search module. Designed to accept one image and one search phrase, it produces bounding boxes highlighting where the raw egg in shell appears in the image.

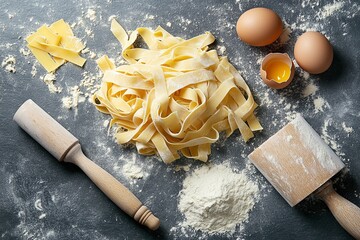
[260,53,295,89]
[294,31,333,74]
[236,7,283,47]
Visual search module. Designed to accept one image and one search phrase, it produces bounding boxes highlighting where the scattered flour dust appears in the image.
[279,21,292,44]
[85,9,97,22]
[217,45,226,55]
[178,163,259,235]
[174,165,191,172]
[302,79,318,97]
[321,119,344,157]
[144,14,155,20]
[314,97,330,113]
[300,74,330,114]
[317,1,345,20]
[113,153,149,180]
[42,73,62,93]
[35,196,47,219]
[62,71,101,110]
[19,48,31,57]
[62,86,84,109]
[81,48,97,59]
[31,63,38,77]
[34,198,43,211]
[103,119,110,128]
[341,122,353,135]
[2,55,16,73]
[287,0,357,35]
[123,160,144,179]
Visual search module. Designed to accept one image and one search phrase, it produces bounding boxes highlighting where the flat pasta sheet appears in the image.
[26,19,86,72]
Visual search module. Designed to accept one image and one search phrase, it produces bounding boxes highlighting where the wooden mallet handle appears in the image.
[13,99,160,231]
[317,181,360,239]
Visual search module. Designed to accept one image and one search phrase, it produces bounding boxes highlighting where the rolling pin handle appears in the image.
[316,181,360,239]
[134,206,161,231]
[64,144,160,231]
[14,100,160,231]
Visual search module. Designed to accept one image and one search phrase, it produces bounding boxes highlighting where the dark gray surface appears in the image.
[1,0,359,239]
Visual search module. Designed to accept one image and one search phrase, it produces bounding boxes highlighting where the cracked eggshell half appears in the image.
[260,53,295,89]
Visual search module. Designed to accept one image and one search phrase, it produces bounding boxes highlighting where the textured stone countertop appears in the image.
[1,0,359,239]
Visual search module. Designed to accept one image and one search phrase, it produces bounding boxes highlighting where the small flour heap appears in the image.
[2,55,16,73]
[178,164,259,234]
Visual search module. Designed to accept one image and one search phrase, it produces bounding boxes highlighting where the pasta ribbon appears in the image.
[26,19,86,72]
[93,19,262,163]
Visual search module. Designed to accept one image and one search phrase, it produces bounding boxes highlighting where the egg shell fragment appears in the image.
[236,7,283,47]
[260,53,295,89]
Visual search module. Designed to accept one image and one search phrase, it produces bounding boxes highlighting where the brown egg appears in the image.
[260,53,295,89]
[294,31,333,74]
[236,8,283,47]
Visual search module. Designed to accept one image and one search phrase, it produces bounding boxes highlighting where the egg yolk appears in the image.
[265,61,291,83]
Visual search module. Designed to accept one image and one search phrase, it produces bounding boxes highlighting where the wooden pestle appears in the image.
[13,99,160,231]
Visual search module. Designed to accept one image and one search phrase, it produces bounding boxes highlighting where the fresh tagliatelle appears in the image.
[26,19,86,72]
[92,19,262,163]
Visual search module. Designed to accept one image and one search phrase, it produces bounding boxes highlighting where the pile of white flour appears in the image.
[178,164,259,234]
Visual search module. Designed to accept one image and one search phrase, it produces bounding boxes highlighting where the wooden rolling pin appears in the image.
[13,99,160,231]
[249,115,360,238]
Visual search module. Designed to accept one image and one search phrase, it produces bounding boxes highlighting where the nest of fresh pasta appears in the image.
[92,19,262,163]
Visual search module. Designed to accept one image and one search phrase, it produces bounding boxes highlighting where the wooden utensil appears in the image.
[248,115,360,238]
[13,99,160,231]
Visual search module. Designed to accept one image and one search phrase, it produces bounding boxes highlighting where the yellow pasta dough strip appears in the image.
[27,25,62,45]
[102,70,154,90]
[247,114,263,131]
[166,69,215,95]
[110,19,130,48]
[26,19,86,72]
[151,133,178,163]
[28,37,86,67]
[26,45,64,72]
[93,19,262,163]
[96,55,116,72]
[26,27,65,72]
[48,19,84,52]
[49,19,74,37]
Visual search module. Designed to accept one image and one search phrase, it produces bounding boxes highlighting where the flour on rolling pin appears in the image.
[291,116,343,172]
[249,115,344,206]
